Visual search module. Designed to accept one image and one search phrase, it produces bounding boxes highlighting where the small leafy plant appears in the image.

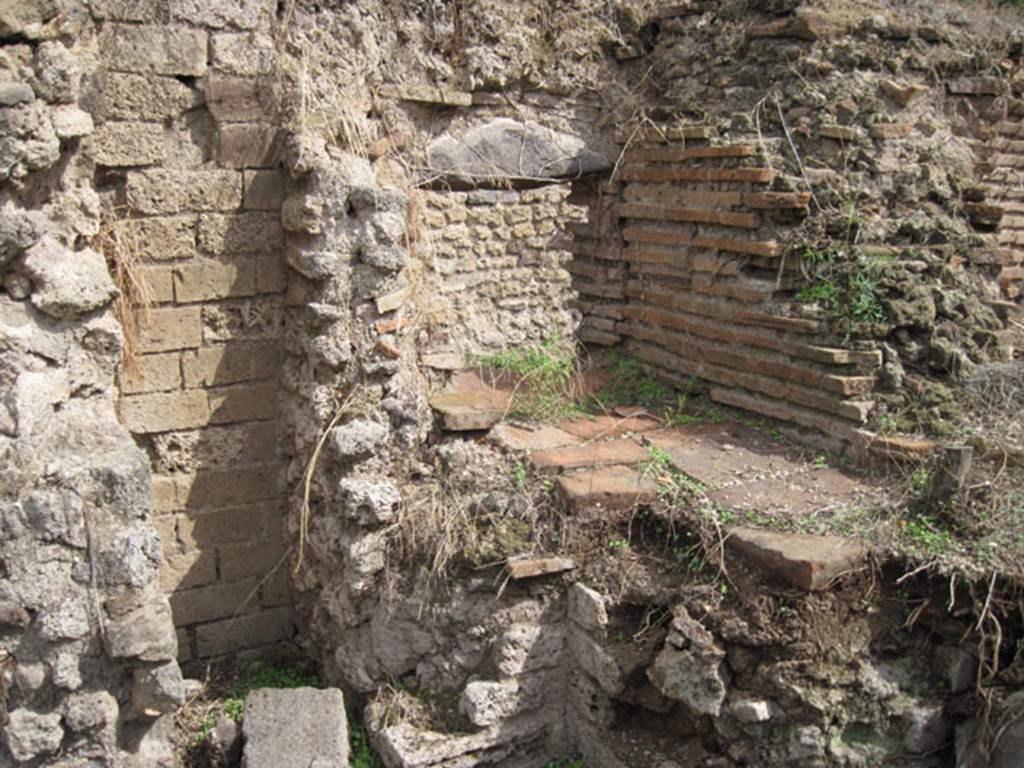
[797,245,887,345]
[479,335,581,422]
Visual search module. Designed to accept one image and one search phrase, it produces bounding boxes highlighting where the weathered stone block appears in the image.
[169,0,272,30]
[174,257,256,303]
[218,538,287,581]
[139,264,175,304]
[90,0,164,21]
[136,307,204,352]
[181,341,277,388]
[93,72,200,121]
[243,169,285,209]
[160,547,218,591]
[119,390,210,434]
[204,75,272,122]
[569,583,608,631]
[210,32,276,75]
[195,606,291,656]
[4,710,64,762]
[177,464,282,508]
[152,475,183,514]
[330,419,389,459]
[104,598,178,661]
[242,688,347,768]
[88,122,168,166]
[99,25,208,77]
[118,352,182,395]
[22,237,116,319]
[127,169,242,215]
[177,500,279,548]
[255,253,286,293]
[217,123,281,168]
[459,680,524,728]
[132,662,185,717]
[115,215,198,262]
[169,578,258,626]
[50,105,94,139]
[207,382,277,424]
[198,212,282,254]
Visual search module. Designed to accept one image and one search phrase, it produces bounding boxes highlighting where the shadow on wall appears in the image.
[116,182,296,665]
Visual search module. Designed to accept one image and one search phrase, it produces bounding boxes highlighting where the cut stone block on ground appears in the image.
[557,466,659,512]
[242,687,348,768]
[725,526,867,591]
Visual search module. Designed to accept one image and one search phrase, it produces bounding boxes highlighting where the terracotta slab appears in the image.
[429,371,511,431]
[488,423,582,452]
[529,438,649,474]
[645,423,794,489]
[725,526,866,590]
[557,466,659,513]
[558,414,661,440]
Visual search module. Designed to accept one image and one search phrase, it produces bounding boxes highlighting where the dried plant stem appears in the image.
[295,389,359,573]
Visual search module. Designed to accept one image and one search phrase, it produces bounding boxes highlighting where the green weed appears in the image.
[350,723,383,768]
[222,664,320,722]
[545,760,586,768]
[797,245,887,345]
[910,466,931,497]
[904,516,958,556]
[479,335,581,422]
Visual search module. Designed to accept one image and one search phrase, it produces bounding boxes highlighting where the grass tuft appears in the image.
[478,335,583,422]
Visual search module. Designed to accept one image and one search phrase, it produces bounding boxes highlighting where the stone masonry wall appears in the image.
[2,3,185,765]
[88,0,294,661]
[419,186,586,362]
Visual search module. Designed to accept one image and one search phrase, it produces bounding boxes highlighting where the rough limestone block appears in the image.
[204,75,271,122]
[427,118,611,181]
[170,0,272,30]
[243,169,285,210]
[127,170,243,215]
[115,215,198,262]
[198,212,282,254]
[119,391,210,433]
[99,25,208,77]
[136,307,203,353]
[218,124,281,168]
[173,257,256,303]
[93,72,200,121]
[210,32,277,76]
[3,710,64,762]
[195,606,291,656]
[569,583,608,631]
[459,680,523,727]
[132,662,185,717]
[104,599,178,661]
[242,687,348,768]
[22,236,116,319]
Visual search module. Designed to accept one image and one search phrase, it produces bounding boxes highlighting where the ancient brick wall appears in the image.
[91,1,294,660]
[569,4,1022,445]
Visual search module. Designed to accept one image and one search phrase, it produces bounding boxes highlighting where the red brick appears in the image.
[529,438,649,474]
[620,164,777,184]
[617,202,760,230]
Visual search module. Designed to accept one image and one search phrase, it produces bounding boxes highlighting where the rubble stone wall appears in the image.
[418,187,586,360]
[1,3,187,765]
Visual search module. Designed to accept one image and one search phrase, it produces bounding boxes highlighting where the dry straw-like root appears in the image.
[91,206,153,378]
